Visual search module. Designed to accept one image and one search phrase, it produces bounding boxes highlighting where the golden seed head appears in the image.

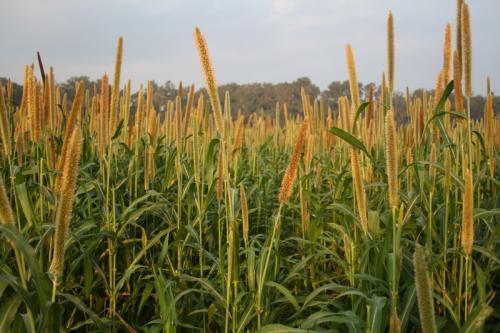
[279,119,309,204]
[456,0,464,73]
[31,73,42,142]
[110,36,123,134]
[485,99,493,144]
[0,85,12,157]
[453,50,464,113]
[232,117,245,160]
[381,72,387,106]
[461,3,472,97]
[461,167,474,255]
[304,132,314,173]
[350,146,368,234]
[385,109,398,209]
[49,127,82,283]
[240,183,249,247]
[414,243,437,333]
[443,23,452,83]
[367,84,374,129]
[407,147,414,164]
[183,84,195,136]
[55,81,84,192]
[434,70,444,105]
[0,174,15,226]
[174,95,182,142]
[342,233,351,264]
[387,11,395,94]
[99,73,110,155]
[196,94,205,127]
[194,27,224,134]
[485,78,495,161]
[345,44,360,109]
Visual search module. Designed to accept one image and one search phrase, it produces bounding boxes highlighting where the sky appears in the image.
[0,0,498,94]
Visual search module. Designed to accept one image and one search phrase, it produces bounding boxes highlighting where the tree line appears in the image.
[1,76,497,123]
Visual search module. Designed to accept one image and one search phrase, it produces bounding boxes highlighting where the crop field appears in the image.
[0,1,499,332]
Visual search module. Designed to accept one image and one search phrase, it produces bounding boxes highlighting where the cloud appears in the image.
[0,0,498,94]
[272,0,297,15]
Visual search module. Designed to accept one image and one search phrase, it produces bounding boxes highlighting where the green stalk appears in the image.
[221,138,237,333]
[256,204,282,328]
[458,254,464,319]
[442,190,450,296]
[176,168,182,273]
[426,191,433,254]
[38,143,44,227]
[464,255,471,321]
[465,97,473,172]
[390,207,399,316]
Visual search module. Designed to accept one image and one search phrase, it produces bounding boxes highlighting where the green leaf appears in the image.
[302,282,365,309]
[180,274,226,309]
[328,126,383,177]
[367,296,387,333]
[257,324,319,333]
[329,127,370,157]
[461,304,493,333]
[434,80,454,112]
[111,119,124,140]
[59,293,105,328]
[472,130,487,155]
[237,302,257,333]
[352,102,370,130]
[137,283,155,322]
[265,281,300,312]
[300,311,363,330]
[424,111,467,133]
[399,284,416,332]
[0,225,49,307]
[473,208,500,220]
[15,182,37,226]
[0,295,21,332]
[41,301,63,333]
[115,229,170,294]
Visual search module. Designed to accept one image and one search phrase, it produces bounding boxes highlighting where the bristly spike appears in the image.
[443,23,452,83]
[456,0,464,74]
[461,3,472,97]
[194,27,224,135]
[385,109,399,209]
[453,50,464,114]
[0,173,15,226]
[414,243,437,333]
[434,70,444,105]
[0,85,12,157]
[387,11,395,94]
[110,36,123,135]
[279,118,309,204]
[55,81,84,192]
[49,127,83,284]
[461,167,474,255]
[345,44,360,110]
[350,146,368,234]
[240,183,249,248]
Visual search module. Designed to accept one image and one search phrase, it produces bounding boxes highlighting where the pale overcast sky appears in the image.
[0,0,498,94]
